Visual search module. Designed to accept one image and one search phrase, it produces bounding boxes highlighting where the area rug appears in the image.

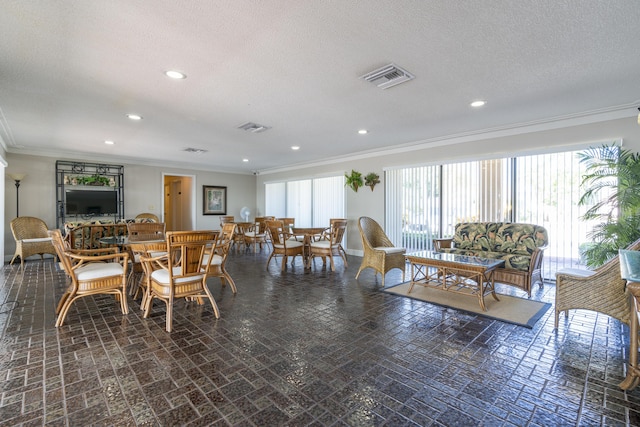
[382,282,551,328]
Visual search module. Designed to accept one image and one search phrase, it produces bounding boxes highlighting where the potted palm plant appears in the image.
[578,144,640,267]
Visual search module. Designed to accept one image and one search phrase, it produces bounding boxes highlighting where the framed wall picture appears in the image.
[203,185,227,215]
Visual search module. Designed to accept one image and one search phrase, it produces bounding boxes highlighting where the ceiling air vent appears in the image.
[183,147,208,154]
[361,63,415,89]
[237,122,271,133]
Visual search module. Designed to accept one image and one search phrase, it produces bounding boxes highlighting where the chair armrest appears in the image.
[67,251,129,265]
[72,247,120,256]
[433,238,452,251]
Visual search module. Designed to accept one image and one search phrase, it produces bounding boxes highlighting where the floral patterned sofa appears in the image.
[434,222,548,296]
[63,218,156,250]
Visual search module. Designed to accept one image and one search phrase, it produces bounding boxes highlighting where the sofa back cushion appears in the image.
[453,222,548,255]
[493,223,548,255]
[452,222,497,251]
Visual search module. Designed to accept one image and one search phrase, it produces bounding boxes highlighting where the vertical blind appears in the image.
[265,175,345,228]
[385,148,598,280]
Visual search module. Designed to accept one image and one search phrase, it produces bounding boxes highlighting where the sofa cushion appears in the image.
[493,223,548,256]
[452,223,494,251]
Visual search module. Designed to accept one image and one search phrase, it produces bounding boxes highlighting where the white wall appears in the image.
[256,117,640,254]
[3,154,257,262]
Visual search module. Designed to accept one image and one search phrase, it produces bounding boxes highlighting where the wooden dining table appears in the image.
[291,227,328,268]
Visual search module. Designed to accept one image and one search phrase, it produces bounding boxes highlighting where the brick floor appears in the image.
[0,249,639,426]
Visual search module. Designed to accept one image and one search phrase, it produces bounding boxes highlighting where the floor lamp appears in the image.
[8,173,26,217]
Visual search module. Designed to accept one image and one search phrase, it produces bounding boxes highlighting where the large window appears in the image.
[386,147,603,280]
[265,175,345,227]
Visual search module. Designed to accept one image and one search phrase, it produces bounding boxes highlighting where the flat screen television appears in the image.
[65,189,118,216]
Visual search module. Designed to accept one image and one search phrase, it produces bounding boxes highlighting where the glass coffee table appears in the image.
[405,250,505,311]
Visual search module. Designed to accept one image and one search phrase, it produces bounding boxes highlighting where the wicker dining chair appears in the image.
[142,230,219,332]
[309,219,348,271]
[203,223,238,293]
[355,216,406,287]
[265,219,304,271]
[10,216,57,270]
[244,216,274,253]
[555,236,640,329]
[48,229,129,327]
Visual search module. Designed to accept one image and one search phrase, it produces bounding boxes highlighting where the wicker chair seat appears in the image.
[273,241,304,249]
[75,262,124,281]
[374,246,406,254]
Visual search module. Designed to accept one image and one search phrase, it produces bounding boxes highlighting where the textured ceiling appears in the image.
[1,0,639,174]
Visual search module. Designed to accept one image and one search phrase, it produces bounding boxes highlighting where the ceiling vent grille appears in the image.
[361,63,415,89]
[183,147,208,154]
[237,122,271,133]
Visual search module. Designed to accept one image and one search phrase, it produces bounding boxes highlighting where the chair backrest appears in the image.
[220,223,237,243]
[358,216,394,248]
[165,230,218,277]
[265,220,286,246]
[135,212,160,222]
[220,215,235,226]
[328,219,347,245]
[254,216,275,234]
[48,229,75,277]
[127,221,166,241]
[277,218,295,231]
[10,216,49,240]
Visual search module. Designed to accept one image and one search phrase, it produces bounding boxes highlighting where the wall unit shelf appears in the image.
[55,160,125,228]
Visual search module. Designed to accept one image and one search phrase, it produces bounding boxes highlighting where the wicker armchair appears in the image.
[555,237,640,329]
[142,230,219,332]
[355,216,406,287]
[265,220,304,271]
[309,219,348,271]
[204,223,238,292]
[10,216,57,270]
[244,216,274,253]
[48,229,129,327]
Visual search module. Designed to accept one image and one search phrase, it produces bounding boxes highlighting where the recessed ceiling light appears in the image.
[470,100,486,108]
[126,114,142,120]
[165,70,186,79]
[291,146,300,150]
[358,129,368,134]
[242,158,249,162]
[104,140,115,145]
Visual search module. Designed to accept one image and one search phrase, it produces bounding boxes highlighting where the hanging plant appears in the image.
[344,170,364,192]
[364,172,380,191]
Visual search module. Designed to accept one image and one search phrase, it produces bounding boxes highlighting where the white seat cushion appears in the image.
[244,232,265,238]
[273,241,304,249]
[76,262,124,280]
[22,237,52,243]
[202,253,223,266]
[374,246,405,254]
[151,268,205,284]
[310,240,333,249]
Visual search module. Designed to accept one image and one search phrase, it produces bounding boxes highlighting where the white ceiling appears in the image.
[1,1,639,174]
